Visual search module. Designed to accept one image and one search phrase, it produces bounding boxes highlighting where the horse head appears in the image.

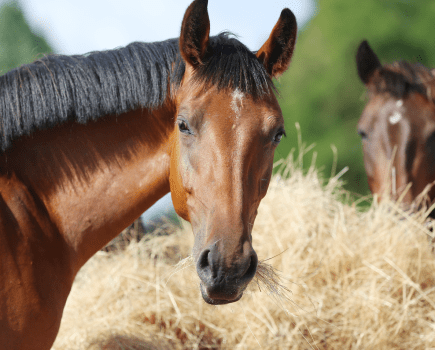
[170,0,297,304]
[357,40,435,206]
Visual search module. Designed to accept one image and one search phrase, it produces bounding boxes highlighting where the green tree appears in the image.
[277,0,435,197]
[0,1,52,74]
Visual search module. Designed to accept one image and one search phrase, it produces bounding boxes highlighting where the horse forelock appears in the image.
[187,33,275,99]
[371,61,435,103]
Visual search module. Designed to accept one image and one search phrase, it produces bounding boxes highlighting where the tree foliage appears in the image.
[276,0,435,196]
[0,1,52,74]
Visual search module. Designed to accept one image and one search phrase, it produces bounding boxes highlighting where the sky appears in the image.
[12,0,316,222]
[18,0,316,55]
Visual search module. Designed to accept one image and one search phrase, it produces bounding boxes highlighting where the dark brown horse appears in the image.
[0,0,297,348]
[356,40,435,206]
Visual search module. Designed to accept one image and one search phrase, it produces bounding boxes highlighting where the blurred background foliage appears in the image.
[276,0,435,198]
[0,1,52,74]
[1,0,435,201]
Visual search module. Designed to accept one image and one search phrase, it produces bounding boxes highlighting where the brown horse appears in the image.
[0,0,297,348]
[356,40,435,206]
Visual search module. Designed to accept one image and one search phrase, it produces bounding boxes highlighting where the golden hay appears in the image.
[52,150,435,349]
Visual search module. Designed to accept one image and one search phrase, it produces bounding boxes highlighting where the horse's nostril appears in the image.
[198,249,210,269]
[245,252,258,280]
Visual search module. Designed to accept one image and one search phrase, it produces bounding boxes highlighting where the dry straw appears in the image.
[52,133,435,349]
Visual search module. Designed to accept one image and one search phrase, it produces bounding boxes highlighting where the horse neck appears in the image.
[2,101,176,272]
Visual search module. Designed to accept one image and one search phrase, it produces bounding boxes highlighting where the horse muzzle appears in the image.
[196,241,258,305]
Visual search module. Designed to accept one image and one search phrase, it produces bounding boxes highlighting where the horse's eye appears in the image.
[358,128,368,140]
[273,130,285,144]
[178,120,191,134]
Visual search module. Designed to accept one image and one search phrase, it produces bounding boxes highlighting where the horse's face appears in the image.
[169,0,297,305]
[358,92,435,203]
[171,83,283,303]
[356,41,435,204]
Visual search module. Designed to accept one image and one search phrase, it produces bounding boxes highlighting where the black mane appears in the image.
[0,33,274,152]
[372,61,435,100]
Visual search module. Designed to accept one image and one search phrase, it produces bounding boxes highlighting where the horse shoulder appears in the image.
[0,172,73,350]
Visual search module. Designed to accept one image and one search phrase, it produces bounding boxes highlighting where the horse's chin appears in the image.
[199,283,243,305]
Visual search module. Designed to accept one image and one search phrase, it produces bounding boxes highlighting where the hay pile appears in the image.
[52,150,435,349]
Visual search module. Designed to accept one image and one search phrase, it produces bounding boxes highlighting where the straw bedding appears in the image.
[52,149,435,349]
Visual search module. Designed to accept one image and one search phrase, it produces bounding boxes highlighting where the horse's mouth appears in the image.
[199,283,243,305]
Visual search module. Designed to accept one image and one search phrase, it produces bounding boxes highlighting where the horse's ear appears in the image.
[256,9,297,78]
[179,0,210,68]
[356,40,381,85]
